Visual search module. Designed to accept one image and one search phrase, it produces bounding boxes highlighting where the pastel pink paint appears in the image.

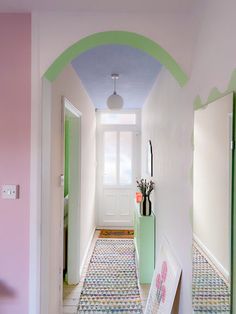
[0,13,31,314]
[161,285,166,303]
[161,261,168,282]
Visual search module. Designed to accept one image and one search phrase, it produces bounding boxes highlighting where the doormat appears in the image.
[77,239,143,313]
[99,229,134,239]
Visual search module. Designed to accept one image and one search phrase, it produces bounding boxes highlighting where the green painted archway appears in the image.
[44,31,188,86]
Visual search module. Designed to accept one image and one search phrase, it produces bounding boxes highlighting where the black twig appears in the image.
[136,179,155,196]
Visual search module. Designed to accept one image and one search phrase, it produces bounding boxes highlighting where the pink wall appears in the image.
[0,14,31,314]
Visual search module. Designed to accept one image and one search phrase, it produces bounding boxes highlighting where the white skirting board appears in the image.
[193,233,229,282]
[80,227,96,276]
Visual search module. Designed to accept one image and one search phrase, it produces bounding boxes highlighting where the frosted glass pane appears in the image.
[103,132,117,185]
[101,113,136,125]
[120,132,132,185]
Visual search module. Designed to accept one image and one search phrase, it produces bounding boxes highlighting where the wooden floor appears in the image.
[63,230,150,314]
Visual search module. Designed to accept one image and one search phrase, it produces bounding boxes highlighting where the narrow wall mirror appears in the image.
[147,140,153,177]
[192,93,234,313]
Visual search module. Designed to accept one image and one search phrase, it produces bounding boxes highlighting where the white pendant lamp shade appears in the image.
[107,74,123,109]
[107,93,123,109]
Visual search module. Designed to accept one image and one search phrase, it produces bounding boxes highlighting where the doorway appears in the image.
[192,93,234,312]
[35,31,189,314]
[62,97,82,286]
[96,110,141,227]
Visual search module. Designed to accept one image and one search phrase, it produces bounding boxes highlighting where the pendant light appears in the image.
[107,74,124,110]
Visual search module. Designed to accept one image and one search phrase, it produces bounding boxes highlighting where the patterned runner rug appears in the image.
[192,243,230,313]
[78,239,143,313]
[99,229,134,239]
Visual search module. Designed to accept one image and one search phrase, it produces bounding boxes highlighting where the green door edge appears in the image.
[43,31,188,86]
[231,92,235,314]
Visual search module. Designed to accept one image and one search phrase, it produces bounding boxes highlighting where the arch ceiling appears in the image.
[71,44,162,109]
[44,31,188,87]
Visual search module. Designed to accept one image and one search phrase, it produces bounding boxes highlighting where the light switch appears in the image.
[1,185,19,199]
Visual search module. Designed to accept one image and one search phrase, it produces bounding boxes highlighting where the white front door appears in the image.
[97,111,140,227]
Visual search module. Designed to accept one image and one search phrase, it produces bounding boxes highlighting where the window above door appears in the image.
[97,109,141,129]
[101,113,136,125]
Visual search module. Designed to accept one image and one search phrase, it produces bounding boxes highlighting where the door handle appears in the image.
[60,174,64,187]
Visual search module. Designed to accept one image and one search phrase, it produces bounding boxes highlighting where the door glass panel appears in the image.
[101,113,136,125]
[103,132,117,185]
[120,132,132,185]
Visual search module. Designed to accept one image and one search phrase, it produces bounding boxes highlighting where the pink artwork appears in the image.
[145,238,182,313]
[156,261,168,304]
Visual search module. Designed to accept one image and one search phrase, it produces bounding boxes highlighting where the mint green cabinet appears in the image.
[134,203,155,283]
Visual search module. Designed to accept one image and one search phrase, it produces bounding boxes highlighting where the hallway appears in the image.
[1,2,236,314]
[63,230,150,314]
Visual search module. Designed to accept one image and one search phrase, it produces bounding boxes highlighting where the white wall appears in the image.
[141,1,236,310]
[49,64,96,313]
[34,10,201,77]
[193,94,232,278]
[142,68,193,313]
[190,0,236,102]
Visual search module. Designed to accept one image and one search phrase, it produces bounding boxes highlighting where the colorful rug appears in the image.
[99,229,134,239]
[192,242,230,313]
[78,239,143,313]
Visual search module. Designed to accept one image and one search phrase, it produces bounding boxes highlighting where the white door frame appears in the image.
[62,97,82,285]
[40,77,53,314]
[32,79,82,314]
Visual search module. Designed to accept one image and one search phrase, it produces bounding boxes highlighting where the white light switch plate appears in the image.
[1,185,19,199]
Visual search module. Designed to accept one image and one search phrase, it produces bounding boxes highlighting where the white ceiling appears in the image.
[0,0,195,13]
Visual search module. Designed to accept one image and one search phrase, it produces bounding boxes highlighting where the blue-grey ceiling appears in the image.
[71,45,162,109]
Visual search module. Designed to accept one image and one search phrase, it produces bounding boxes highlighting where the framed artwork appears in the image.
[145,237,182,314]
[147,140,153,177]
